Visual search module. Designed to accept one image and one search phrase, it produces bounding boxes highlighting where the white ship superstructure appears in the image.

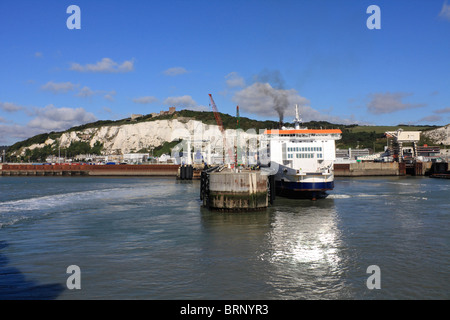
[263,105,342,199]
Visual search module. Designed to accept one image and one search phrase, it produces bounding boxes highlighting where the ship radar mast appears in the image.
[294,104,302,129]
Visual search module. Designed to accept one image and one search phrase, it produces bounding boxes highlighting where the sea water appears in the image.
[0,176,448,299]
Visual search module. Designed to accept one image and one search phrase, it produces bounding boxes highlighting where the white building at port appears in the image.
[123,153,149,164]
[335,148,371,162]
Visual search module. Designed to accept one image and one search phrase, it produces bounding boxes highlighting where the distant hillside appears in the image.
[338,124,444,151]
[4,109,445,162]
[6,109,344,154]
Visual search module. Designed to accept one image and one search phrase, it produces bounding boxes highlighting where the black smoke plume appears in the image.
[253,69,289,124]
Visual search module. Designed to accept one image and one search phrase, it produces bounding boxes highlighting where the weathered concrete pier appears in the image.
[200,167,270,211]
[334,162,405,177]
[334,161,446,177]
[334,161,436,177]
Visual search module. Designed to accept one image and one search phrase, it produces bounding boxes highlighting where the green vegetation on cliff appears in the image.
[18,141,104,163]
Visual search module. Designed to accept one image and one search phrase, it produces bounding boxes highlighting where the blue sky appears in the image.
[1,0,449,145]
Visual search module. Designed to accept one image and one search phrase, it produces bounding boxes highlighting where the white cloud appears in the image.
[225,72,245,88]
[132,96,159,104]
[0,102,25,112]
[77,86,96,98]
[434,107,450,114]
[0,124,42,145]
[163,95,198,109]
[75,87,116,101]
[35,52,43,58]
[104,90,116,102]
[163,67,188,76]
[417,115,442,123]
[28,105,96,132]
[439,1,450,20]
[41,81,78,94]
[233,82,360,124]
[0,104,97,145]
[296,105,361,125]
[366,92,426,114]
[186,105,209,112]
[102,107,112,114]
[70,58,135,73]
[233,82,309,122]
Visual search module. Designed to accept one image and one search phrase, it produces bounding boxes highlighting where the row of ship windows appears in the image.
[287,146,322,152]
[287,153,323,159]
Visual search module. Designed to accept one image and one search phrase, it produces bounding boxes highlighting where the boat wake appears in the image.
[0,186,160,229]
[327,194,351,199]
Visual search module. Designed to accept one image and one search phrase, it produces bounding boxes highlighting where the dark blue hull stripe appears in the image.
[274,180,334,199]
[275,180,334,191]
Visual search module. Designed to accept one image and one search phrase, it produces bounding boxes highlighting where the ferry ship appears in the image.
[262,105,342,199]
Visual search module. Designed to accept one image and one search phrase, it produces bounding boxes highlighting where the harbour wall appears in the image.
[0,164,179,176]
[1,162,445,177]
[334,162,403,176]
[334,162,436,177]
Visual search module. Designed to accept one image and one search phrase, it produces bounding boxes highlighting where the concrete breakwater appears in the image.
[200,168,269,211]
[334,162,437,177]
[334,162,404,176]
[0,164,179,176]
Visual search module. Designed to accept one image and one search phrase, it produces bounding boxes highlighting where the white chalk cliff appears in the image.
[20,118,261,155]
[422,124,450,145]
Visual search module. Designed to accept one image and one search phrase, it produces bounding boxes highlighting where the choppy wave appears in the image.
[327,193,428,201]
[327,194,351,199]
[328,193,388,199]
[1,188,123,212]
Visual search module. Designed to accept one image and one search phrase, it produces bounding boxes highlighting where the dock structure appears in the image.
[177,164,194,180]
[0,164,179,176]
[176,164,204,180]
[333,161,448,177]
[200,166,270,211]
[429,162,450,179]
[334,162,406,176]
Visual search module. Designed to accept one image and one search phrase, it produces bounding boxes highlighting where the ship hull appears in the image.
[275,180,334,199]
